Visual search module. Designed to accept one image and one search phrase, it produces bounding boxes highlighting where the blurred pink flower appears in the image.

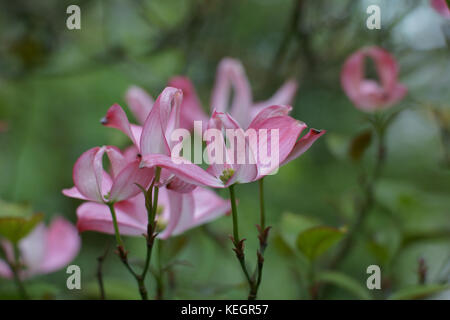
[431,0,450,18]
[62,145,154,203]
[140,106,325,187]
[341,46,407,112]
[0,217,80,279]
[169,57,298,130]
[125,86,154,125]
[75,187,230,239]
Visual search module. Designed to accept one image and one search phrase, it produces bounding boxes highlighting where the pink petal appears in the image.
[73,147,106,202]
[431,0,450,18]
[341,50,365,108]
[19,224,46,277]
[365,47,398,93]
[123,145,141,162]
[109,160,154,202]
[158,190,195,239]
[248,105,293,129]
[386,83,408,107]
[250,114,305,177]
[130,125,143,147]
[125,86,154,125]
[341,46,406,111]
[77,199,147,236]
[205,113,235,179]
[115,194,149,225]
[140,154,223,188]
[252,80,298,118]
[209,111,258,184]
[211,58,252,127]
[105,146,127,179]
[0,259,12,278]
[169,76,208,131]
[159,187,230,238]
[62,186,90,200]
[38,217,81,274]
[166,176,198,193]
[0,242,14,278]
[281,129,326,166]
[140,87,183,156]
[183,187,230,232]
[101,104,138,145]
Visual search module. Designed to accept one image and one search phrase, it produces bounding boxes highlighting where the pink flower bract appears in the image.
[341,46,407,112]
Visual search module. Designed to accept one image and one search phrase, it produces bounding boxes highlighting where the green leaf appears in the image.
[389,284,450,300]
[83,278,141,299]
[273,233,295,257]
[366,240,391,265]
[0,199,33,218]
[316,271,372,300]
[0,199,43,243]
[348,130,372,162]
[279,212,321,251]
[296,226,345,261]
[0,213,43,244]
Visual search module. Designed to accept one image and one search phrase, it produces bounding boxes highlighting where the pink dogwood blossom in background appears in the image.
[125,86,154,125]
[341,46,407,112]
[76,187,230,239]
[62,146,154,203]
[0,217,80,279]
[431,0,450,18]
[169,57,298,130]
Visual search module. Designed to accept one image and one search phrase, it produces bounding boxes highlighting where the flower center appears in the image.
[219,168,235,184]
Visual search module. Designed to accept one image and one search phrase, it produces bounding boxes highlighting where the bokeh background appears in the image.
[0,0,449,299]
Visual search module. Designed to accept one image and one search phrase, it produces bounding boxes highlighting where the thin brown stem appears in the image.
[228,185,253,289]
[96,243,110,300]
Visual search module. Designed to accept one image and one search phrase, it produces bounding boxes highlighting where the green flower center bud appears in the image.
[219,168,235,184]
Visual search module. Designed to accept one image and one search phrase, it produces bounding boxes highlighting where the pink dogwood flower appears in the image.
[169,57,298,130]
[341,46,407,112]
[431,0,450,18]
[62,145,154,203]
[140,106,325,187]
[103,87,212,191]
[0,217,80,279]
[103,85,323,189]
[76,187,230,239]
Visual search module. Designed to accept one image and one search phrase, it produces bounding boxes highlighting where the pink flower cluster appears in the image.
[62,57,325,239]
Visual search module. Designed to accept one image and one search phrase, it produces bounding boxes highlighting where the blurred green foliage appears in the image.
[0,0,449,299]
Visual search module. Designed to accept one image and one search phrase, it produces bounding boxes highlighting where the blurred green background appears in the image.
[0,0,449,299]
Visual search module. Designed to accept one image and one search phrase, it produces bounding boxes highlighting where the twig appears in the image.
[107,167,162,300]
[96,243,111,300]
[270,0,303,73]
